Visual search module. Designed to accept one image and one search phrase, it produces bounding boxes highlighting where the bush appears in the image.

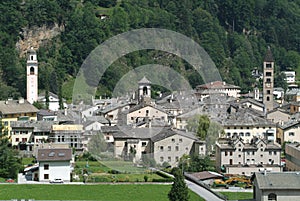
[152,178,174,182]
[144,175,148,182]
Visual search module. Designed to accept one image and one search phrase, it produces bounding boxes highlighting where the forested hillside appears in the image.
[1,0,300,102]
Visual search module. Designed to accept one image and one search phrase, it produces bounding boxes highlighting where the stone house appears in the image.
[285,142,300,171]
[126,104,168,126]
[252,172,300,201]
[215,137,282,176]
[102,126,205,167]
[277,120,300,144]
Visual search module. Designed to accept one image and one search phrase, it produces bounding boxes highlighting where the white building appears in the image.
[37,148,72,182]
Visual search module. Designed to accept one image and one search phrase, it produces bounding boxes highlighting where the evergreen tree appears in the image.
[0,125,22,179]
[168,167,189,201]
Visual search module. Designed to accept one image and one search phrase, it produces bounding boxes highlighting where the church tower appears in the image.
[26,48,38,104]
[138,76,151,104]
[263,47,274,113]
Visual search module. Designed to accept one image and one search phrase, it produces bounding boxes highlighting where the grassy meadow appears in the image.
[0,184,204,201]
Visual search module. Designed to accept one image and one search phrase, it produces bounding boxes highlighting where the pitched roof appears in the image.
[264,47,274,62]
[138,76,151,84]
[10,121,54,132]
[0,100,39,115]
[254,172,300,189]
[37,148,72,162]
[196,81,240,90]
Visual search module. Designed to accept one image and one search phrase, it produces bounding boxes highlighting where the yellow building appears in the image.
[0,99,39,135]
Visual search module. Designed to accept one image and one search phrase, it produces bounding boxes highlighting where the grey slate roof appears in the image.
[0,100,39,115]
[264,48,274,62]
[10,121,55,132]
[101,126,198,142]
[37,148,72,162]
[254,172,300,189]
[138,76,151,84]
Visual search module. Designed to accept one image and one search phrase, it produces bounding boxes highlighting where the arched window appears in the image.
[30,67,35,75]
[143,86,148,95]
[268,193,277,201]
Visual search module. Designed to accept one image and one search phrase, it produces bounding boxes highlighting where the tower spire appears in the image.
[26,47,38,104]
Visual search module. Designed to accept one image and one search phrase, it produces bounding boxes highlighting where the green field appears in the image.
[219,191,253,200]
[0,184,204,201]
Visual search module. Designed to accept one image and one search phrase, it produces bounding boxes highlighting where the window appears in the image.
[142,142,147,147]
[274,151,277,155]
[179,139,183,143]
[171,138,175,142]
[247,152,250,155]
[266,72,272,76]
[175,146,179,151]
[252,151,255,155]
[160,157,164,162]
[289,132,295,136]
[176,156,179,162]
[227,133,231,137]
[30,67,35,75]
[238,154,241,158]
[266,63,272,68]
[245,132,250,136]
[168,157,171,162]
[268,193,277,201]
[160,146,164,151]
[266,78,271,83]
[230,152,233,156]
[15,138,19,142]
[269,151,272,155]
[44,164,49,170]
[44,174,49,180]
[238,148,241,151]
[261,154,263,157]
[225,151,228,156]
[168,146,171,151]
[267,90,271,94]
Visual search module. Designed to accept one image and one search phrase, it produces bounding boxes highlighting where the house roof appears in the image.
[254,172,300,190]
[188,171,223,181]
[37,148,72,162]
[0,100,39,115]
[279,120,300,130]
[151,128,198,142]
[102,126,198,142]
[10,121,55,132]
[196,81,240,90]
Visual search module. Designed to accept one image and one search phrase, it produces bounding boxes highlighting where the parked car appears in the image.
[50,178,64,183]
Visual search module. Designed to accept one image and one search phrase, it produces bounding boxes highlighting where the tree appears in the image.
[0,125,22,179]
[87,132,108,159]
[168,167,189,201]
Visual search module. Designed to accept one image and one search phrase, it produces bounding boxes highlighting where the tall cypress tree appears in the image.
[168,168,189,201]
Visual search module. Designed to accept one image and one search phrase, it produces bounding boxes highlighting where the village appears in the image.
[1,47,300,200]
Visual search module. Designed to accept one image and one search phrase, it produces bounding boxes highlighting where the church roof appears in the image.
[264,47,274,62]
[138,76,151,84]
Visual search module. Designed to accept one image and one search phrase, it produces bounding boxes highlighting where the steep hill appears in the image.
[1,0,300,103]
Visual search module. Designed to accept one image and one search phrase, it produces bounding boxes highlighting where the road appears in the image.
[157,170,225,201]
[185,179,225,201]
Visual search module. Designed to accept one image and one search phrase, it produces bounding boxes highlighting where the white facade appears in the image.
[283,71,296,84]
[26,48,38,104]
[153,134,195,167]
[127,105,168,125]
[39,161,71,182]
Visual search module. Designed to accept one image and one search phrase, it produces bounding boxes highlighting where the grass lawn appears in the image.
[0,184,204,201]
[219,192,253,200]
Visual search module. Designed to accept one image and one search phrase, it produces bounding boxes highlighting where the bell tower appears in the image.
[138,76,151,104]
[263,47,274,113]
[26,47,38,104]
